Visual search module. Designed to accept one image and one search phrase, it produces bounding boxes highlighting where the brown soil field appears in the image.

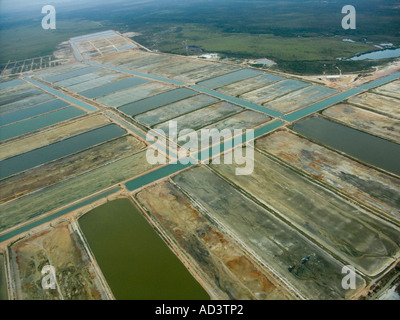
[256,129,400,222]
[323,104,400,144]
[8,221,108,300]
[135,181,293,300]
[373,79,400,99]
[211,151,400,277]
[348,92,400,120]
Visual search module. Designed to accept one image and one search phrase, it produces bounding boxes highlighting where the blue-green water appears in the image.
[0,123,126,179]
[190,85,283,117]
[44,66,100,83]
[85,61,186,86]
[0,106,86,142]
[283,88,362,122]
[23,77,97,112]
[198,68,262,89]
[80,77,149,99]
[119,88,197,116]
[0,99,68,126]
[350,48,400,60]
[293,116,400,175]
[79,198,209,300]
[0,79,25,90]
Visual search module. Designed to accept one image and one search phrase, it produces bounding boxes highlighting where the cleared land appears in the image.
[212,151,400,277]
[173,166,366,300]
[372,80,400,100]
[323,104,400,144]
[256,130,400,221]
[348,92,400,120]
[8,221,108,300]
[135,181,292,300]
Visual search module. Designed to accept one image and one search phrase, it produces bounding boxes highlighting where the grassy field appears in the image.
[137,24,375,61]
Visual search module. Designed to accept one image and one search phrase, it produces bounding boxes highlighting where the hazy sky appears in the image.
[0,0,154,14]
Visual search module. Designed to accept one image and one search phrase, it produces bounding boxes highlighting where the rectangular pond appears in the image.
[67,74,125,93]
[0,99,69,126]
[0,88,43,106]
[78,198,209,300]
[43,66,100,83]
[240,79,309,104]
[0,79,25,90]
[0,94,54,115]
[119,88,197,116]
[264,85,338,114]
[79,77,150,99]
[0,106,86,142]
[135,94,219,126]
[0,123,126,180]
[293,116,400,176]
[197,68,262,89]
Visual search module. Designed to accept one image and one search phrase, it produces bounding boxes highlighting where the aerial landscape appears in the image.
[0,0,399,303]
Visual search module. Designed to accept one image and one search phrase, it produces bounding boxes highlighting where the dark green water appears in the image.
[293,116,400,175]
[78,198,209,300]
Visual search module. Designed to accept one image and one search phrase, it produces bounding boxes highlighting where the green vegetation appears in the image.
[0,19,109,63]
[136,24,374,59]
[1,0,399,74]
